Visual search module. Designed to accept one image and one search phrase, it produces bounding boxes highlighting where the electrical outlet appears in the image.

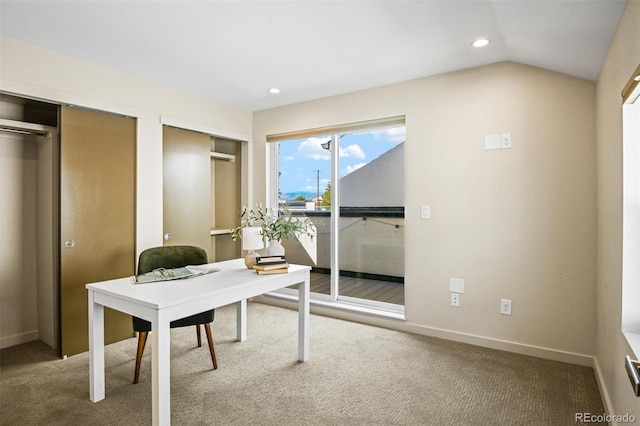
[500,133,512,149]
[451,293,460,307]
[500,299,512,315]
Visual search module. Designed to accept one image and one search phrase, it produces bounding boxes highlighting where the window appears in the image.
[622,64,640,354]
[267,118,405,317]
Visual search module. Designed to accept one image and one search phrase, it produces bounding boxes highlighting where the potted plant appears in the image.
[231,204,314,256]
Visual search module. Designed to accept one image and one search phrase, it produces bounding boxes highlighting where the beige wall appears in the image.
[0,36,252,255]
[254,61,598,363]
[0,36,252,346]
[595,1,640,418]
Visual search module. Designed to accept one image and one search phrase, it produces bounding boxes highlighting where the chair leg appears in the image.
[204,323,218,370]
[196,324,202,347]
[133,331,149,384]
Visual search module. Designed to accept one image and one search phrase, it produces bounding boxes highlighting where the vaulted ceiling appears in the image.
[0,1,627,111]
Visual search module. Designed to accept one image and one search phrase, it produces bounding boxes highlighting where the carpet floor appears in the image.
[0,302,605,425]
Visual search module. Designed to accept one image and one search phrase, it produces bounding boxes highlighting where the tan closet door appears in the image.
[163,126,211,256]
[60,106,136,357]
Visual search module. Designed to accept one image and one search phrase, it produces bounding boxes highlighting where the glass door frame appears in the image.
[267,125,405,315]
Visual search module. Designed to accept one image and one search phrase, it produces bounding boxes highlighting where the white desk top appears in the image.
[86,258,310,311]
[88,257,311,425]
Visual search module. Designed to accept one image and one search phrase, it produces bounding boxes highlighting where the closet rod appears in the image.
[0,118,50,136]
[0,126,48,136]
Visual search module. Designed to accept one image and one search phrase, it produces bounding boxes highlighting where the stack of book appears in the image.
[252,255,288,274]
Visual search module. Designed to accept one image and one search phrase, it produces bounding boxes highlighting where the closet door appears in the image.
[60,106,136,357]
[163,126,211,256]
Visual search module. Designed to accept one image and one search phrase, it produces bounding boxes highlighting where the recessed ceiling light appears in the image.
[268,87,280,94]
[472,39,490,48]
[634,74,640,82]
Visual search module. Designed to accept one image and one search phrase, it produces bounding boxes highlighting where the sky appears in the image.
[277,126,405,197]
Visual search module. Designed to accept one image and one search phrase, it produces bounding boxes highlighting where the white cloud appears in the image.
[339,144,365,159]
[284,155,294,161]
[297,137,331,160]
[372,126,406,144]
[342,162,367,176]
[296,138,365,160]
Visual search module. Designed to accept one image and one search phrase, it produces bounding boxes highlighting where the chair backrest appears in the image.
[137,245,208,275]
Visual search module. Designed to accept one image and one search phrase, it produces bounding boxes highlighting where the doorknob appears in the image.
[164,233,171,241]
[64,239,75,248]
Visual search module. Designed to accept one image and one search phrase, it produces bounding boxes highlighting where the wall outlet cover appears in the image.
[500,299,512,315]
[500,133,512,149]
[451,292,460,307]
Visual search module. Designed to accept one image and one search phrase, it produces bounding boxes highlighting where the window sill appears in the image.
[623,329,640,359]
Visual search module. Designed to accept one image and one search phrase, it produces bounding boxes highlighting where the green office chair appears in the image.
[132,245,217,384]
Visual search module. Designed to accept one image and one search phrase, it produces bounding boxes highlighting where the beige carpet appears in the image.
[1,302,604,425]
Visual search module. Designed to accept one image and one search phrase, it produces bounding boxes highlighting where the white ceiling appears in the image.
[0,1,627,112]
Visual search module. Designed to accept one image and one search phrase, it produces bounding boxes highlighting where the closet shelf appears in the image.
[211,228,233,236]
[210,152,235,162]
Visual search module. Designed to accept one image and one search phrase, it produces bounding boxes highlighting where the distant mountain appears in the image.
[280,191,317,201]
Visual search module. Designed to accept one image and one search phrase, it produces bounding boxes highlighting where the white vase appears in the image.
[266,239,285,256]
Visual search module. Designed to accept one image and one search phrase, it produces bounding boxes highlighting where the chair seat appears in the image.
[132,310,214,332]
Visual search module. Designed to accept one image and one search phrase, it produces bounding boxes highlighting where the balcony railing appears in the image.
[283,207,404,305]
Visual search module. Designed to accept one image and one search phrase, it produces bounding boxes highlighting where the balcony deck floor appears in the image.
[309,271,404,305]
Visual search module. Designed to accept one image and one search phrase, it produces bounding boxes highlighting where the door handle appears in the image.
[626,356,640,396]
[64,239,75,248]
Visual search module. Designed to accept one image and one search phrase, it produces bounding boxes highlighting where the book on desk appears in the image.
[130,264,220,284]
[252,255,288,274]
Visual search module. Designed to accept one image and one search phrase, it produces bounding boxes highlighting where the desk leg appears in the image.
[151,312,171,426]
[236,299,247,342]
[298,272,310,361]
[88,290,105,402]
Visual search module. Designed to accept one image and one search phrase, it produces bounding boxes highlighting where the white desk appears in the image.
[87,258,310,426]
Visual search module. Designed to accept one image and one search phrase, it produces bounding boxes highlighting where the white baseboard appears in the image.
[592,356,614,416]
[257,294,595,367]
[0,330,38,349]
[399,322,596,367]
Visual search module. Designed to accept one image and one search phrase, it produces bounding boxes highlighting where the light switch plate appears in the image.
[450,278,464,293]
[485,134,501,150]
[421,205,430,219]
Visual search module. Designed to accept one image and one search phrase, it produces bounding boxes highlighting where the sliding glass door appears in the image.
[275,134,333,298]
[336,129,405,308]
[272,121,405,311]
